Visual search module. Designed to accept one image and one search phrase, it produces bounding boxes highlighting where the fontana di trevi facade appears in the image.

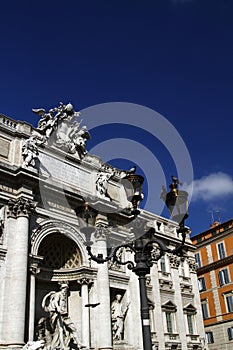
[0,103,207,350]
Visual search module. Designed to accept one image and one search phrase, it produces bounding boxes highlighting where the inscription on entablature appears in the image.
[47,201,74,213]
[39,153,93,192]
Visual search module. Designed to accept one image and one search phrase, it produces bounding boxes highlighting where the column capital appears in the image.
[187,258,197,273]
[29,254,43,275]
[95,214,110,241]
[77,277,94,286]
[168,253,180,269]
[7,198,36,218]
[94,225,110,240]
[30,264,40,275]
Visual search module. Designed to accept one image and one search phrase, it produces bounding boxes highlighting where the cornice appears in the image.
[37,266,98,282]
[109,270,130,285]
[197,254,233,275]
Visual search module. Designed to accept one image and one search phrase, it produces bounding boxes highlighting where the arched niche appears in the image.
[30,219,89,268]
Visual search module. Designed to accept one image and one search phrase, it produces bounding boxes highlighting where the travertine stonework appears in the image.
[0,109,206,350]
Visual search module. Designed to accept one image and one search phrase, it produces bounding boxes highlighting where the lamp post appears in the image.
[76,176,189,350]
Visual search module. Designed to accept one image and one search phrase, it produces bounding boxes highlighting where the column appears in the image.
[94,215,112,350]
[28,261,40,341]
[3,198,33,346]
[77,277,93,349]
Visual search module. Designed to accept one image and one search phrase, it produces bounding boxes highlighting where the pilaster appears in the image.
[168,254,185,349]
[94,215,112,350]
[28,255,42,342]
[1,198,34,347]
[77,277,93,349]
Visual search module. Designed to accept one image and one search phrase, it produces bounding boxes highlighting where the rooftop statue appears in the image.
[22,102,90,167]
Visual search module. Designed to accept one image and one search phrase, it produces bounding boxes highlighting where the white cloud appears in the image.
[185,172,233,202]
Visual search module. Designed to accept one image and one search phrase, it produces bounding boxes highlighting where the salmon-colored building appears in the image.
[191,219,233,349]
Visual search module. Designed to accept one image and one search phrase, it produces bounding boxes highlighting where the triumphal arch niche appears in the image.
[0,102,205,350]
[30,220,93,350]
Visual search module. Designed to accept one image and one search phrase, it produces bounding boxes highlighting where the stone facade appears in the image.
[0,109,207,350]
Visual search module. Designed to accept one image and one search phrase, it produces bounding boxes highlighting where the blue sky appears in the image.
[1,0,233,235]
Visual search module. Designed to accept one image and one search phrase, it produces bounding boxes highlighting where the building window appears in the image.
[227,327,233,340]
[218,268,230,286]
[217,242,226,259]
[206,331,214,343]
[201,299,209,319]
[198,277,206,292]
[162,301,177,334]
[195,252,202,268]
[179,260,186,277]
[165,312,173,333]
[187,314,194,334]
[225,293,233,313]
[183,304,197,335]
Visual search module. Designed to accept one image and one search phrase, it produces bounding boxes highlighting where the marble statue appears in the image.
[22,102,90,167]
[33,108,56,138]
[96,170,114,199]
[111,294,130,342]
[36,284,84,350]
[22,135,39,167]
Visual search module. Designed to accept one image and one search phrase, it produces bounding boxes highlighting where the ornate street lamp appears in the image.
[75,202,97,243]
[76,176,189,350]
[123,173,144,215]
